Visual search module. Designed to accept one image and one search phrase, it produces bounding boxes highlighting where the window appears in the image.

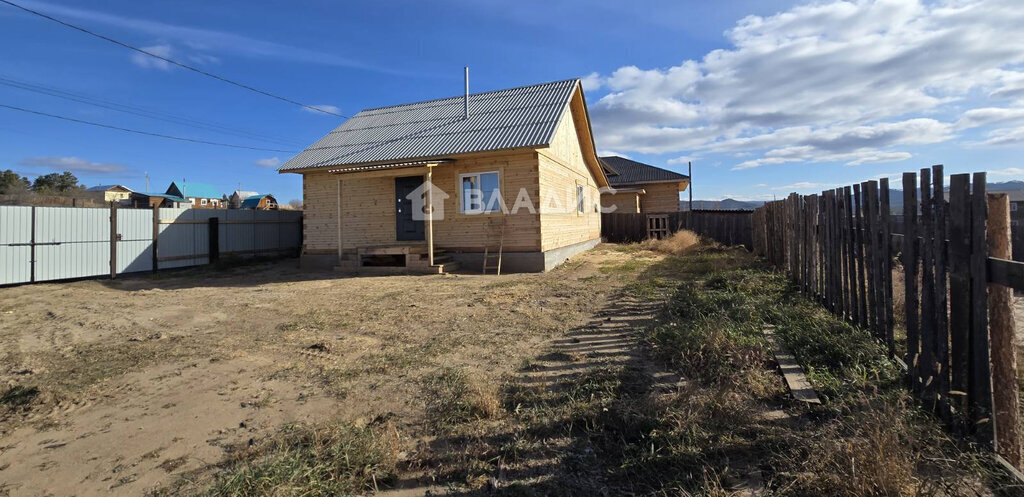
[1011,202,1018,212]
[201,198,208,206]
[460,171,500,213]
[576,184,585,213]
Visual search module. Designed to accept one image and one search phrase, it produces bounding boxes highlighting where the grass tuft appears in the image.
[204,422,398,496]
[422,367,501,429]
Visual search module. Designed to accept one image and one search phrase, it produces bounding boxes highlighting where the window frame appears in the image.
[458,170,502,214]
[576,182,585,214]
[200,198,208,206]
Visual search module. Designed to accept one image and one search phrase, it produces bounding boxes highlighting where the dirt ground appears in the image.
[0,245,666,496]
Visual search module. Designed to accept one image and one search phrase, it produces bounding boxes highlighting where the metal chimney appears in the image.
[463,66,469,120]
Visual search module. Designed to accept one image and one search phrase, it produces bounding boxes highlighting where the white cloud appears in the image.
[18,156,133,175]
[254,157,281,168]
[972,126,1024,146]
[131,44,174,70]
[302,104,341,115]
[585,0,1024,168]
[666,156,697,166]
[989,167,1024,176]
[580,72,603,92]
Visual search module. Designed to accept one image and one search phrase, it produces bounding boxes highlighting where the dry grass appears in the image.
[639,229,702,256]
[200,421,400,497]
[421,366,502,430]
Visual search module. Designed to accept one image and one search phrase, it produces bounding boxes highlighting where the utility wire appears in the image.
[0,0,348,118]
[0,103,298,153]
[0,75,304,147]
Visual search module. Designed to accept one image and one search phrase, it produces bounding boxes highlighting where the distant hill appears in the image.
[680,198,765,211]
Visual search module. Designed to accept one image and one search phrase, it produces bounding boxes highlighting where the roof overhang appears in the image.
[326,159,455,175]
[611,178,690,191]
[569,83,610,189]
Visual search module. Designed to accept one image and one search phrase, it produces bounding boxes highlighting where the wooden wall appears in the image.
[601,192,641,214]
[537,106,601,252]
[641,182,682,213]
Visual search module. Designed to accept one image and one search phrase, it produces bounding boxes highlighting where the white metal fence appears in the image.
[0,205,302,285]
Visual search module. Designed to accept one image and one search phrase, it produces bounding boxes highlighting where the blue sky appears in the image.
[1,0,1022,203]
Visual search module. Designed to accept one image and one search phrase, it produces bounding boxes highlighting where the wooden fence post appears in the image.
[880,178,894,355]
[988,193,1020,467]
[919,168,936,403]
[969,173,992,443]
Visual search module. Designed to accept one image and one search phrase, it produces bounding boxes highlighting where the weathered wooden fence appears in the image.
[0,204,302,286]
[752,165,1024,467]
[602,210,753,248]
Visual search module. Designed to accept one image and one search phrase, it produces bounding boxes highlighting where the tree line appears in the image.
[0,170,85,196]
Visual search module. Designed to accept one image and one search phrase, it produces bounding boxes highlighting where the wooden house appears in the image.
[599,156,689,214]
[166,181,223,209]
[240,193,278,210]
[228,190,259,209]
[84,184,133,203]
[278,78,608,273]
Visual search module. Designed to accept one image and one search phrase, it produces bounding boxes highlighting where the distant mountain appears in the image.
[680,198,765,211]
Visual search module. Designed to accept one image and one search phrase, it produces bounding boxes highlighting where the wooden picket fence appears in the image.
[752,165,1024,467]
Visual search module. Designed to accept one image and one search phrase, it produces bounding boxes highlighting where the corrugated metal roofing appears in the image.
[240,194,271,209]
[86,184,132,192]
[279,79,580,172]
[599,156,689,186]
[135,192,187,202]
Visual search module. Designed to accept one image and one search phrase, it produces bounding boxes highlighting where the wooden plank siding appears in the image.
[537,103,601,252]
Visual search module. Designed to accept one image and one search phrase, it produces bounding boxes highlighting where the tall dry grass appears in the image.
[640,229,702,256]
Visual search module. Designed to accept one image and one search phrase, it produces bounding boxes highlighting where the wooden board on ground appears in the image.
[763,325,822,404]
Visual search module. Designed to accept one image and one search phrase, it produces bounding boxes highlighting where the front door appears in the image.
[395,176,425,241]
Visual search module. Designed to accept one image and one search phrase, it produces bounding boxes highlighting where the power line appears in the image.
[0,103,298,153]
[0,75,304,147]
[0,0,349,119]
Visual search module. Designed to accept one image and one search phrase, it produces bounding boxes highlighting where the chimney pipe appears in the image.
[463,66,469,120]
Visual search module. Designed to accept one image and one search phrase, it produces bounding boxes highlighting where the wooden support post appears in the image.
[969,173,992,443]
[987,193,1020,467]
[109,202,118,279]
[426,165,435,266]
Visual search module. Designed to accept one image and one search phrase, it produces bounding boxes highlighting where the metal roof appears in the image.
[168,181,221,199]
[240,194,274,208]
[599,156,689,186]
[134,192,187,202]
[279,79,581,172]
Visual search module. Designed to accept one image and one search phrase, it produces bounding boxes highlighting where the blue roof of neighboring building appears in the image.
[168,181,220,199]
[240,194,272,208]
[135,192,187,202]
[86,184,132,192]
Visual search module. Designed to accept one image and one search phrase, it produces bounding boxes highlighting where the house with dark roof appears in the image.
[228,190,259,209]
[278,78,608,273]
[166,181,223,209]
[599,156,690,214]
[84,184,133,203]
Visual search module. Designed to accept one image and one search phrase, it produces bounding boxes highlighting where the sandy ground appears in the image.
[0,245,663,496]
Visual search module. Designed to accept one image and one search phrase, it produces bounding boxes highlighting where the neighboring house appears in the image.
[166,182,223,208]
[129,192,187,208]
[85,184,133,203]
[228,190,259,209]
[279,78,608,273]
[598,156,689,213]
[240,194,278,210]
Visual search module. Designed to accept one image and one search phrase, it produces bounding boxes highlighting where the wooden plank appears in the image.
[987,258,1024,290]
[864,181,879,337]
[970,173,993,442]
[932,165,951,422]
[988,193,1021,467]
[845,186,856,323]
[763,326,822,404]
[902,172,920,390]
[948,174,971,426]
[854,184,867,328]
[919,168,936,402]
[880,178,894,354]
